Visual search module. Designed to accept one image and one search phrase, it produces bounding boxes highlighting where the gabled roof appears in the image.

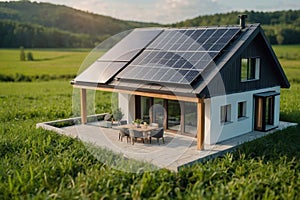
[72,24,289,97]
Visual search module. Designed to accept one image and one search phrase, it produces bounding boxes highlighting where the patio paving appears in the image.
[55,121,297,171]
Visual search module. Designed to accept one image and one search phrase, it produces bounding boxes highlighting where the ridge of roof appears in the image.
[135,23,260,31]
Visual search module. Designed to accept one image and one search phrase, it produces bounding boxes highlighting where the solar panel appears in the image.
[160,69,175,81]
[99,28,163,62]
[118,27,240,85]
[184,70,199,82]
[74,61,127,84]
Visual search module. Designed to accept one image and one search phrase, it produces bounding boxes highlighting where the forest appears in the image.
[0,1,299,48]
[172,10,300,45]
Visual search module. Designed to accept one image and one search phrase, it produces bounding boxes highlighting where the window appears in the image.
[220,104,231,123]
[238,101,247,119]
[241,58,260,81]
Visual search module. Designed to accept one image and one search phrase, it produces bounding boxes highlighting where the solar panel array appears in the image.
[118,27,240,85]
[75,28,163,84]
[99,29,163,62]
[74,61,126,84]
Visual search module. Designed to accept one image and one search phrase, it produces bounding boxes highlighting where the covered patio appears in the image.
[78,87,206,150]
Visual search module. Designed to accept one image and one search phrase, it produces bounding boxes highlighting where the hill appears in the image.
[1,1,300,47]
[172,10,300,45]
[0,1,158,48]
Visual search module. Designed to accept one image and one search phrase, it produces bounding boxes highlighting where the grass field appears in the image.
[273,45,300,83]
[0,46,300,199]
[0,49,90,76]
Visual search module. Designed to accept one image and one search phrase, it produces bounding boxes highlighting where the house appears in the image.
[71,15,290,150]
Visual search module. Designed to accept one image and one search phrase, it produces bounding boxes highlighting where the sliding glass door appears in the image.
[140,96,151,124]
[184,102,197,135]
[153,98,165,127]
[167,100,181,132]
[136,96,198,136]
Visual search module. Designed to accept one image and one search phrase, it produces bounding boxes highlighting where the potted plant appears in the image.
[112,108,124,125]
[134,118,142,128]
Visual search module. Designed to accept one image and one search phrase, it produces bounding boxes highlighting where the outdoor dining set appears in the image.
[117,120,165,145]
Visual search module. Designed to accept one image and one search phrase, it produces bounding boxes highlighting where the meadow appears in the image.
[0,46,300,199]
[0,49,90,81]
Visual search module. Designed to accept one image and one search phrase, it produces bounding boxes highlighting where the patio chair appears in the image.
[118,128,129,143]
[104,113,112,121]
[99,113,112,128]
[129,129,145,145]
[149,128,165,144]
[119,120,127,125]
[150,123,159,128]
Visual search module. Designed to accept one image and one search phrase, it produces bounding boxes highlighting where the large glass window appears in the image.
[241,57,260,81]
[184,102,197,135]
[141,97,151,124]
[137,97,199,136]
[167,100,181,132]
[153,98,165,127]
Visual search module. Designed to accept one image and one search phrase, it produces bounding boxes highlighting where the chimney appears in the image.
[239,14,247,29]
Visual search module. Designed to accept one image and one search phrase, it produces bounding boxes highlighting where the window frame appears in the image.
[238,101,247,119]
[220,104,231,123]
[241,57,260,82]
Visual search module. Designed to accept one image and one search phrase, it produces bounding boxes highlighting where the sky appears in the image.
[3,0,300,24]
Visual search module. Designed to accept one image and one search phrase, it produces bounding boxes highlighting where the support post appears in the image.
[80,88,87,124]
[197,98,205,150]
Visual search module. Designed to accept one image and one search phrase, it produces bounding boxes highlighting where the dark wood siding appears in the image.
[201,33,282,97]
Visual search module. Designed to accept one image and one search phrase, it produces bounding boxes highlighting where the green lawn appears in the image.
[0,49,90,78]
[0,46,300,199]
[273,45,300,83]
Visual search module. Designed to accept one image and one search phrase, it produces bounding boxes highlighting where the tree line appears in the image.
[0,20,106,48]
[263,25,300,44]
[0,1,299,47]
[172,10,300,45]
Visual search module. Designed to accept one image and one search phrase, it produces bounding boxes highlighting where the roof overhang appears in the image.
[254,91,280,97]
[72,82,199,102]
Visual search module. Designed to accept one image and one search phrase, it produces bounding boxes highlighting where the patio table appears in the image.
[117,124,158,132]
[116,124,159,144]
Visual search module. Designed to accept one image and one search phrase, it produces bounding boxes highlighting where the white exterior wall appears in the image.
[204,86,281,145]
[274,94,280,127]
[118,93,135,123]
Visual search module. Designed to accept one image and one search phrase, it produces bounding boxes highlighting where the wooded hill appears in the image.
[172,10,300,45]
[0,1,158,48]
[0,1,299,48]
